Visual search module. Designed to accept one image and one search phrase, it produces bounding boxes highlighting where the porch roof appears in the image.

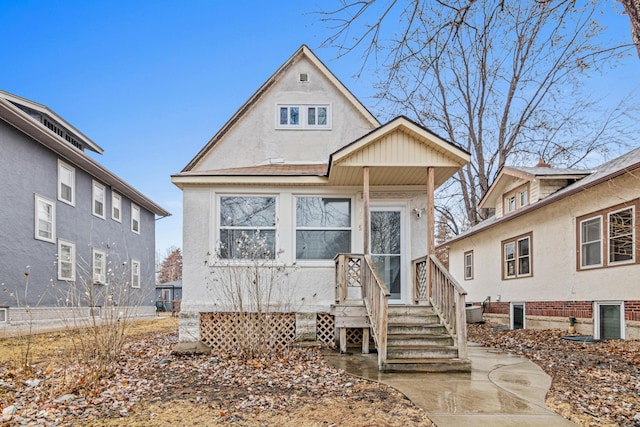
[328,116,470,187]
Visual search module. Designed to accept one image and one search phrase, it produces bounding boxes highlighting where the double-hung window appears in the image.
[92,249,107,284]
[92,181,106,219]
[464,250,473,280]
[112,193,122,222]
[580,216,603,268]
[131,204,140,234]
[219,196,276,259]
[503,184,530,214]
[502,233,532,279]
[131,259,141,288]
[577,203,637,270]
[296,197,351,260]
[34,194,55,243]
[58,161,75,205]
[58,239,76,281]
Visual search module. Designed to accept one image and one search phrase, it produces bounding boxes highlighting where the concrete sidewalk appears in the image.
[324,342,575,426]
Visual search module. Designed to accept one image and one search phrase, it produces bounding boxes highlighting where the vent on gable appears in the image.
[299,72,309,82]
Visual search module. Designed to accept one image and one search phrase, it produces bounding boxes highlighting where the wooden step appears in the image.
[382,358,471,373]
[387,323,447,335]
[387,333,453,347]
[387,344,459,359]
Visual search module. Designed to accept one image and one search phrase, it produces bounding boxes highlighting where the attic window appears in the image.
[299,73,309,82]
[277,104,331,129]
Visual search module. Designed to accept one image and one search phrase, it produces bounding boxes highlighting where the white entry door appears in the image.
[370,207,405,302]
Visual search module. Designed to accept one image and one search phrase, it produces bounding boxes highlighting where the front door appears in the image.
[370,207,405,302]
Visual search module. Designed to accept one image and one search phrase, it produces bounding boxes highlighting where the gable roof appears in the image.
[0,89,104,154]
[181,45,380,172]
[328,116,470,186]
[444,147,640,246]
[0,94,170,217]
[479,165,591,209]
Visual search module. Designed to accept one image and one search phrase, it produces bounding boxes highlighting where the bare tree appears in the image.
[320,0,637,229]
[620,0,640,57]
[158,247,182,283]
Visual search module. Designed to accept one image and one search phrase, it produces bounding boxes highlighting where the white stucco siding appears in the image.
[181,185,432,313]
[449,172,640,304]
[196,57,375,172]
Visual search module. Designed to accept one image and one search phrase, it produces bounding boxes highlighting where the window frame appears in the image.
[131,203,141,234]
[503,183,530,214]
[217,195,277,260]
[579,215,603,269]
[608,206,635,266]
[501,232,533,280]
[131,259,141,288]
[276,104,331,130]
[576,200,639,271]
[92,249,107,284]
[111,192,122,222]
[34,194,56,243]
[57,239,76,281]
[294,196,352,262]
[92,180,106,219]
[0,308,6,323]
[57,160,75,206]
[463,250,474,280]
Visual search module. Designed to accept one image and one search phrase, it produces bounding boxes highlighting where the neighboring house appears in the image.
[445,150,640,339]
[0,90,170,331]
[172,45,472,372]
[155,279,182,312]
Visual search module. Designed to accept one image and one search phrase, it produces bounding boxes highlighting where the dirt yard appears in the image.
[0,318,433,426]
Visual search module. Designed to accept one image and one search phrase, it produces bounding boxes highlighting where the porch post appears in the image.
[427,167,435,297]
[363,166,370,255]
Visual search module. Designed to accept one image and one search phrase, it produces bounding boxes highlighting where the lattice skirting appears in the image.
[343,327,375,348]
[316,312,336,348]
[200,312,296,354]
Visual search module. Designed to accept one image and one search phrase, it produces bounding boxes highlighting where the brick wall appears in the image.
[482,300,640,321]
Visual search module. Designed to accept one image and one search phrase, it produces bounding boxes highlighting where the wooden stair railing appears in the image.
[361,254,390,369]
[413,254,468,359]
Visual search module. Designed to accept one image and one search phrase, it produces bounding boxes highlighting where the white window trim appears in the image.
[216,194,278,261]
[34,194,56,243]
[607,206,635,266]
[58,160,75,206]
[294,195,353,264]
[593,301,625,340]
[111,192,122,222]
[464,250,473,280]
[92,249,107,284]
[579,215,603,269]
[92,180,106,219]
[510,302,526,330]
[276,103,332,130]
[0,307,6,323]
[131,203,141,234]
[57,239,76,281]
[131,259,141,288]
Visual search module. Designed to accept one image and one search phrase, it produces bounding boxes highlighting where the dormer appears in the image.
[0,89,103,155]
[480,164,591,219]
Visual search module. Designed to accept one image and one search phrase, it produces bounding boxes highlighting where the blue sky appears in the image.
[1,1,637,254]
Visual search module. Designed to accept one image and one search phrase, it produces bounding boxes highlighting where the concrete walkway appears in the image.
[324,342,575,426]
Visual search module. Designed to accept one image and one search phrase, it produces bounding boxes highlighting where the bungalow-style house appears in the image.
[445,149,640,339]
[0,89,170,332]
[172,45,472,371]
[155,279,182,313]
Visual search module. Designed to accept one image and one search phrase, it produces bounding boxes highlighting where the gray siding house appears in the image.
[0,90,169,331]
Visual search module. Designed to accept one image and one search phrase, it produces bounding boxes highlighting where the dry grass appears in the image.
[0,317,177,371]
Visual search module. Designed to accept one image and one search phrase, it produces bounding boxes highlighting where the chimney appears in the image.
[536,158,551,168]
